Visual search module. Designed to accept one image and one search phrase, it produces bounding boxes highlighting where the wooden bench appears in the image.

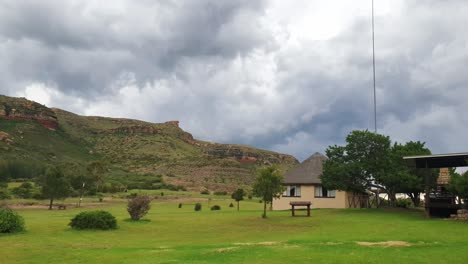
[290,201,311,217]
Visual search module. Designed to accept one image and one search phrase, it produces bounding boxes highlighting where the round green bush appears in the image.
[0,208,25,233]
[194,203,202,211]
[211,205,221,211]
[69,210,117,230]
[395,198,411,208]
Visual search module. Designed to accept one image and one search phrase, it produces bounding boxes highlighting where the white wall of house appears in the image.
[272,185,349,210]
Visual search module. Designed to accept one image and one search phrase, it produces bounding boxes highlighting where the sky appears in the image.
[1,0,468,161]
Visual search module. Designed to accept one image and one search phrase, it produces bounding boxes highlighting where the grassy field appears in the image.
[1,195,468,264]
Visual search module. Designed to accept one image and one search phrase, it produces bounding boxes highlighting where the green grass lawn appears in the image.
[1,197,468,264]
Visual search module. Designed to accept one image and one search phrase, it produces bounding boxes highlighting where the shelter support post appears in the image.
[424,160,431,218]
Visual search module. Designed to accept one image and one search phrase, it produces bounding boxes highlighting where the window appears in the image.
[315,186,336,198]
[282,185,301,197]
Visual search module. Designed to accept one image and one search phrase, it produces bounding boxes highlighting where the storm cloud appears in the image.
[1,0,467,161]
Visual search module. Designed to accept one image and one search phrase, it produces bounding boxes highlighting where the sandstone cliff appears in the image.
[0,95,58,130]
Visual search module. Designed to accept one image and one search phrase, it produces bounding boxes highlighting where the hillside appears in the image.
[0,95,298,191]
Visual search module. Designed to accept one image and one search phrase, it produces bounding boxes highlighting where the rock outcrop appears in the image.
[101,125,160,135]
[0,131,13,144]
[205,144,298,165]
[0,96,58,130]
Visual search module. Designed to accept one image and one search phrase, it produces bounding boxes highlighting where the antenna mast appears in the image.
[372,0,377,133]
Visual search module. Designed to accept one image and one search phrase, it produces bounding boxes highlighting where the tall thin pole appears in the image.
[372,0,377,133]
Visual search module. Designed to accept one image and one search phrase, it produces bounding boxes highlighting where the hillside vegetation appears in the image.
[0,95,298,191]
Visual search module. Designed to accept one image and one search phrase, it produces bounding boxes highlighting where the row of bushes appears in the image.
[193,203,222,211]
[1,194,154,232]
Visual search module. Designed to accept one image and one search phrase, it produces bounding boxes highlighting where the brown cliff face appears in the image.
[204,144,299,165]
[101,125,160,135]
[0,96,58,130]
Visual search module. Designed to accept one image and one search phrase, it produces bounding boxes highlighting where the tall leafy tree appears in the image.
[252,166,284,218]
[40,166,70,210]
[231,188,246,211]
[388,141,436,207]
[322,130,391,195]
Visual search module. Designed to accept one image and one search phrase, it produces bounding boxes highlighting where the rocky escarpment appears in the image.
[0,95,58,130]
[98,120,198,145]
[205,144,299,165]
[100,125,160,135]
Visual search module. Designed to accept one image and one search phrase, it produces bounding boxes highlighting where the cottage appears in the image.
[273,152,364,210]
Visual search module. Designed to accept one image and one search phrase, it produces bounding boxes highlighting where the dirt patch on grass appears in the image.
[234,241,281,246]
[322,242,344,246]
[213,247,240,253]
[357,241,411,247]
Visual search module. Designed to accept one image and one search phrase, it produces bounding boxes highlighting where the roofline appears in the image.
[403,152,468,160]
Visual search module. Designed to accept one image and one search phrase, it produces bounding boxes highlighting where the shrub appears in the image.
[0,208,25,233]
[0,188,11,200]
[200,189,210,195]
[194,203,202,211]
[32,192,45,200]
[69,210,117,230]
[396,198,412,208]
[229,203,234,208]
[214,191,227,196]
[211,205,221,211]
[248,194,253,200]
[127,195,151,220]
[178,203,182,208]
[12,182,34,199]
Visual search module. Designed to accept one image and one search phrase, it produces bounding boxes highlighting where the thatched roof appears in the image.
[284,152,327,184]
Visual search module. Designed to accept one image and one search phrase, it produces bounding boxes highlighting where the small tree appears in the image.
[252,166,284,218]
[87,161,106,192]
[127,195,151,220]
[40,167,70,210]
[231,188,246,211]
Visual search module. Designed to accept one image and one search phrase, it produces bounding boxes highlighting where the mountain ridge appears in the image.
[0,95,299,191]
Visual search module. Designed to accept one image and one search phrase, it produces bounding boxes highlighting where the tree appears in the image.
[449,170,468,208]
[87,161,107,192]
[252,166,284,218]
[388,141,436,207]
[322,130,391,197]
[0,161,9,187]
[231,188,246,211]
[127,195,151,220]
[40,167,70,210]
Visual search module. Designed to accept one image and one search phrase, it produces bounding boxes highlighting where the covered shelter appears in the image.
[403,152,468,217]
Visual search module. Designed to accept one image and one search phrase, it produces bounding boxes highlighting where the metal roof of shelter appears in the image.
[403,152,468,169]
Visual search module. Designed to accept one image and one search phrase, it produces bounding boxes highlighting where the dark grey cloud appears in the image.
[1,0,468,161]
